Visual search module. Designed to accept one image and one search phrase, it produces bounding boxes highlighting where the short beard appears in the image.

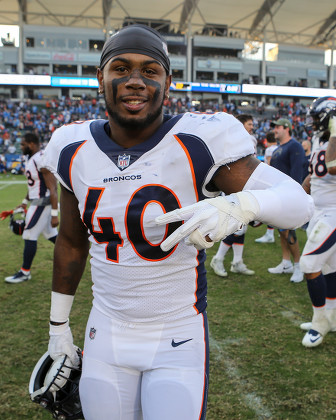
[104,93,164,131]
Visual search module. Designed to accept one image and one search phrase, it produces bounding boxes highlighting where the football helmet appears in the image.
[305,96,336,136]
[9,208,26,235]
[29,349,83,420]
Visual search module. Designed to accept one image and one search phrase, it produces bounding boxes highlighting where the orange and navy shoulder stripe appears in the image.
[173,133,215,201]
[57,140,87,191]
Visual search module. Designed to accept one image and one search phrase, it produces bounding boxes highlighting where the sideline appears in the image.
[0,181,26,184]
[0,179,27,190]
[209,332,273,419]
[0,180,26,190]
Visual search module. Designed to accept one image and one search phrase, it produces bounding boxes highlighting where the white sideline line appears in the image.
[280,310,304,328]
[0,180,26,190]
[209,333,273,419]
[0,180,26,184]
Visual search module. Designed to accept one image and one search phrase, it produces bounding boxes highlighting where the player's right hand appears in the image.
[48,320,80,367]
[156,192,259,251]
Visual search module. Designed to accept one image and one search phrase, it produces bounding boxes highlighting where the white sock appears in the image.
[214,242,230,260]
[282,259,292,267]
[266,228,274,238]
[232,244,243,264]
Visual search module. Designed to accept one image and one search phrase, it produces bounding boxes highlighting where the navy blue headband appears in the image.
[99,24,170,74]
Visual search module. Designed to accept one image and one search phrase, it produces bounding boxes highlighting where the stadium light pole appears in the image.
[261,30,267,106]
[17,7,24,99]
[329,35,335,89]
[187,21,193,102]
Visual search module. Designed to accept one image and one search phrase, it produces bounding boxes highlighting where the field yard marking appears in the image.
[0,180,26,190]
[0,180,26,184]
[209,332,273,419]
[281,310,305,328]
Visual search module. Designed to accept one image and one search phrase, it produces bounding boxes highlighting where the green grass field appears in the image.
[1,174,336,420]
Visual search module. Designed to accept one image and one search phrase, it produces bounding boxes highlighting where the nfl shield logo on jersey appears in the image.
[117,153,131,170]
[89,327,96,340]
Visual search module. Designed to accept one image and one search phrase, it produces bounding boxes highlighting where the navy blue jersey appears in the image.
[270,138,306,183]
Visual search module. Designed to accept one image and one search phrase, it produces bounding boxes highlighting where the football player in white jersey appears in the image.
[5,132,59,284]
[299,97,336,347]
[42,25,313,420]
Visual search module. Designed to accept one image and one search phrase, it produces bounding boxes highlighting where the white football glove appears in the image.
[48,320,80,367]
[155,191,260,251]
[329,114,336,138]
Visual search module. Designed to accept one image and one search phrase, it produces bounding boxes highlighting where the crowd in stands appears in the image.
[0,95,312,173]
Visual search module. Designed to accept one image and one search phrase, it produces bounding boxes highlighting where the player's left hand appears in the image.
[48,320,80,368]
[51,216,59,228]
[329,113,336,138]
[155,192,259,251]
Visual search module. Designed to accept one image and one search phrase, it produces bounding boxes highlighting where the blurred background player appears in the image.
[4,132,59,284]
[210,114,256,277]
[299,97,336,347]
[267,118,306,283]
[255,131,278,244]
[210,224,254,277]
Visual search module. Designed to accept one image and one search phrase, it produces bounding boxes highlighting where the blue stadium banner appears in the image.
[170,82,241,94]
[51,76,99,88]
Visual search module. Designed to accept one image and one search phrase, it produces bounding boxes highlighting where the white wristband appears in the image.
[51,209,58,217]
[326,159,336,168]
[22,198,28,205]
[50,291,74,323]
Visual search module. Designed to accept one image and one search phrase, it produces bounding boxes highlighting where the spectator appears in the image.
[263,131,278,165]
[267,118,306,283]
[301,139,311,180]
[255,131,278,244]
[7,143,16,154]
[0,153,7,173]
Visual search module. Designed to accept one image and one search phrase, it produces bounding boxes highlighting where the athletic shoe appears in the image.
[230,261,255,275]
[302,329,324,347]
[300,322,312,331]
[326,308,336,331]
[5,270,31,284]
[255,233,275,243]
[290,266,304,283]
[301,319,336,332]
[210,257,227,277]
[268,262,293,274]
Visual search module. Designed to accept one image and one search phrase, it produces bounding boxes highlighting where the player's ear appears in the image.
[165,75,171,98]
[97,68,104,93]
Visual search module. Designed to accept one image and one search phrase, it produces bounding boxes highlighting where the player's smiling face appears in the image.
[98,53,171,131]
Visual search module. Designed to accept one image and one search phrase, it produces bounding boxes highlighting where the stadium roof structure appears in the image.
[1,0,336,49]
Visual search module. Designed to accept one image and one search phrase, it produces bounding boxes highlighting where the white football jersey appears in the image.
[43,113,254,323]
[24,149,50,200]
[264,145,278,160]
[309,134,336,209]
